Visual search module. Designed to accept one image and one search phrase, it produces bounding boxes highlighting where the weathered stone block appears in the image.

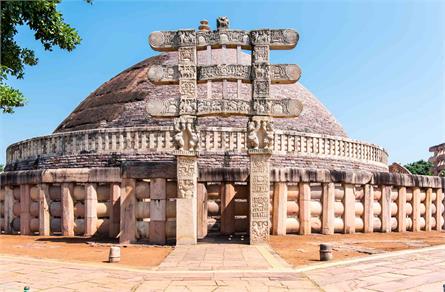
[149,221,166,245]
[150,199,166,221]
[150,178,167,200]
[176,197,197,245]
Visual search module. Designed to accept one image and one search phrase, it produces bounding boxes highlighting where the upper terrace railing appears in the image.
[6,126,388,167]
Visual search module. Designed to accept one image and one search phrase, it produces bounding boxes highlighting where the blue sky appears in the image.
[1,0,444,166]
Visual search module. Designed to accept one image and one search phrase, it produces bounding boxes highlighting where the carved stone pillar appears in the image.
[249,150,271,244]
[248,37,273,244]
[146,18,303,245]
[176,153,198,245]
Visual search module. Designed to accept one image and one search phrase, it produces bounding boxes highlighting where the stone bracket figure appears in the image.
[247,117,274,152]
[173,116,200,153]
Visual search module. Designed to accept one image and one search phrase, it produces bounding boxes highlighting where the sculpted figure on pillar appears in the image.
[247,120,260,149]
[174,118,185,150]
[247,118,274,151]
[263,120,274,150]
[173,116,199,152]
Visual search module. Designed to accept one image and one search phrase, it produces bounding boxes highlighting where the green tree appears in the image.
[0,164,3,172]
[404,160,433,176]
[1,0,90,113]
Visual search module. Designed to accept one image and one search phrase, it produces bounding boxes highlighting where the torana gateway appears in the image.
[1,18,444,245]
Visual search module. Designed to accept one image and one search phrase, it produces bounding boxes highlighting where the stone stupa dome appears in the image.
[6,49,388,171]
[55,49,346,138]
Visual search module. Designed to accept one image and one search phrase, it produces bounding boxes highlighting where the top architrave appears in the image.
[149,29,299,51]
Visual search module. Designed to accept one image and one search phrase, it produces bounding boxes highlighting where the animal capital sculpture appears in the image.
[217,16,229,30]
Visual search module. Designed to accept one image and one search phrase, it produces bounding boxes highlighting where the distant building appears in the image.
[430,143,445,176]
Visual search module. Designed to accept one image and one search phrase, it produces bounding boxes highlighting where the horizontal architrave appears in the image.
[121,161,177,179]
[0,167,121,186]
[198,167,249,182]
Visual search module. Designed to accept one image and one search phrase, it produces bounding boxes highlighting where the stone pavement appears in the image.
[302,245,445,292]
[1,244,445,291]
[158,243,290,271]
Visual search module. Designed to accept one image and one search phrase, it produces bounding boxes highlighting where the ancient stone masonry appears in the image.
[149,64,300,84]
[147,19,303,120]
[6,127,388,170]
[148,17,303,244]
[7,17,436,247]
[149,20,202,245]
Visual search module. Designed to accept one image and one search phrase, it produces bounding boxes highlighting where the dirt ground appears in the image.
[0,235,171,268]
[270,231,445,267]
[2,232,445,269]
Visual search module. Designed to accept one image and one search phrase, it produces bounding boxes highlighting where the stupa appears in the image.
[1,18,443,245]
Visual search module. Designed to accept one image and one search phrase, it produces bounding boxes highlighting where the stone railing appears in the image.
[268,168,445,235]
[0,168,176,244]
[6,126,388,168]
[2,167,443,241]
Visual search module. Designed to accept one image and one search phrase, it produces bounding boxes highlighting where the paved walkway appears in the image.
[158,243,290,271]
[303,246,445,291]
[1,244,445,291]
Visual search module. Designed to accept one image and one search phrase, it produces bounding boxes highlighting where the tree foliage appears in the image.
[1,0,89,113]
[404,160,433,176]
[0,164,3,172]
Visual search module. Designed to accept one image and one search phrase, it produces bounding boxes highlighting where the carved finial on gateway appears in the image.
[216,16,229,30]
[199,20,210,31]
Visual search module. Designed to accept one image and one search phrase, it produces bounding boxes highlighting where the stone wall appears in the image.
[0,168,176,244]
[2,167,441,241]
[6,126,388,171]
[268,168,445,235]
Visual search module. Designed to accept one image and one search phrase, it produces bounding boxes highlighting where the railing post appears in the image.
[85,183,98,237]
[381,185,391,233]
[299,182,311,235]
[412,187,421,232]
[109,183,121,238]
[149,178,167,245]
[20,184,31,235]
[397,187,407,232]
[4,186,14,234]
[61,183,75,236]
[344,184,355,234]
[272,182,287,235]
[425,188,432,231]
[38,184,50,236]
[197,183,208,239]
[436,188,443,231]
[120,179,136,244]
[322,183,335,235]
[221,182,236,235]
[363,184,374,233]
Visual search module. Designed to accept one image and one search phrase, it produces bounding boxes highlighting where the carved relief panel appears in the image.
[249,152,271,244]
[177,155,198,199]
